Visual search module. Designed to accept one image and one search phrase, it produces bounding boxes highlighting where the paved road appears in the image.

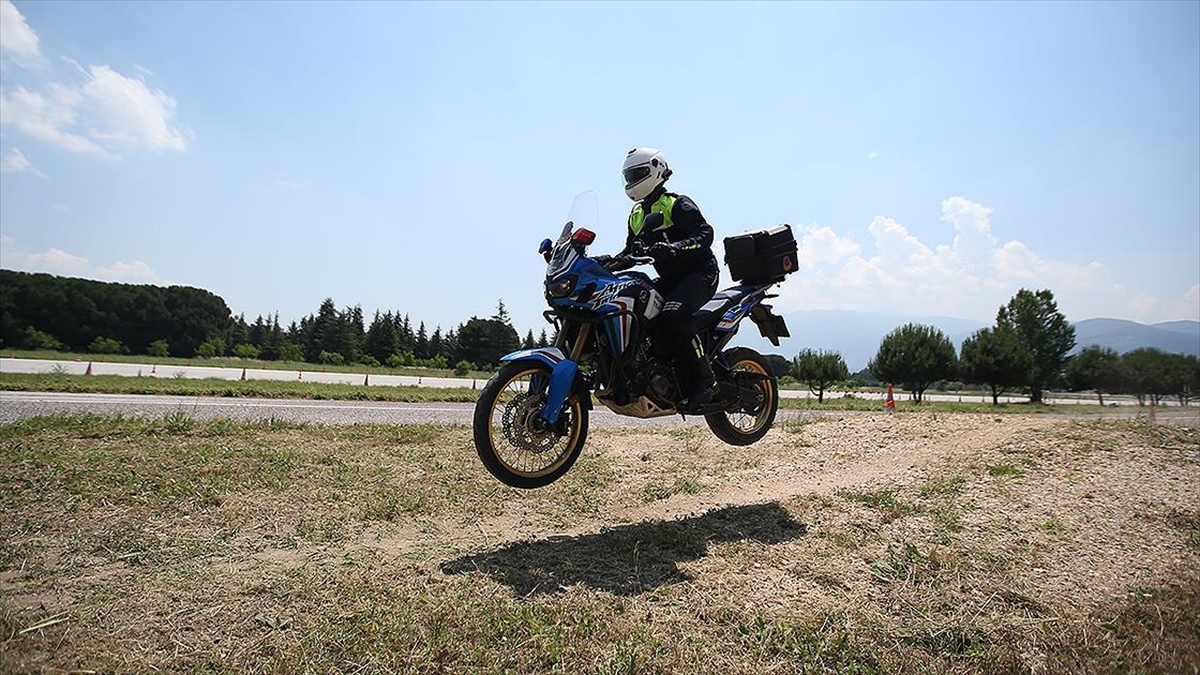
[0,391,702,428]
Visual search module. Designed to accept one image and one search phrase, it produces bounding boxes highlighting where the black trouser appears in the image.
[654,267,720,369]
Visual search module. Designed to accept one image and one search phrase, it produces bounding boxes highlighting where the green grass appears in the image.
[987,463,1023,478]
[0,372,481,402]
[2,348,496,379]
[837,489,920,523]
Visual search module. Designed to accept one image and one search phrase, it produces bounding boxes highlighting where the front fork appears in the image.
[537,322,592,426]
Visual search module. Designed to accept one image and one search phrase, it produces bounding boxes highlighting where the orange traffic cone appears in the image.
[85,361,93,376]
[885,383,895,412]
[240,367,247,381]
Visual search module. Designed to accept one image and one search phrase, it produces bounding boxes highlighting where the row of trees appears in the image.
[791,289,1198,405]
[0,271,232,357]
[0,271,547,370]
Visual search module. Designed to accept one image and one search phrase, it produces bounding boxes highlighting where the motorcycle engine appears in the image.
[628,340,678,405]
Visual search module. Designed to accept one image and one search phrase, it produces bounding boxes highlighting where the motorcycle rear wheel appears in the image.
[705,347,779,446]
[472,361,589,489]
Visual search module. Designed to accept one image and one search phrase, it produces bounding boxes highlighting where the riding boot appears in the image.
[680,338,717,411]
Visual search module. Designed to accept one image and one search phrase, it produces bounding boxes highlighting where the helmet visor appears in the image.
[623,165,651,188]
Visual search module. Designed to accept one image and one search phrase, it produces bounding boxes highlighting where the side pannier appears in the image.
[723,225,799,285]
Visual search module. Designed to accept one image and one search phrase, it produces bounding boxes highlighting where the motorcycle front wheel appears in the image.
[705,347,779,446]
[472,361,589,489]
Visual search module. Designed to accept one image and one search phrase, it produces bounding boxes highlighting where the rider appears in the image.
[615,147,719,410]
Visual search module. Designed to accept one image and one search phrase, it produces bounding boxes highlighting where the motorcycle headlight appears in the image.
[545,275,577,299]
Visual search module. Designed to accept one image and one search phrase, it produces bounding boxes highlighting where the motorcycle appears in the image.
[473,192,798,488]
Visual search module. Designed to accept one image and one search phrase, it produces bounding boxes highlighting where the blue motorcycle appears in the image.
[473,195,798,488]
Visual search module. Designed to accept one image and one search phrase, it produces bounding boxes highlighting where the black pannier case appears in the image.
[723,224,798,284]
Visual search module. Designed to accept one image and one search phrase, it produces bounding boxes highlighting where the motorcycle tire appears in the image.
[705,347,779,446]
[472,360,590,489]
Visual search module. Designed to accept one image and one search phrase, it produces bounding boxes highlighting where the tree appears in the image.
[868,323,957,403]
[996,289,1075,403]
[1064,345,1122,405]
[456,316,519,368]
[415,322,429,360]
[792,349,849,402]
[959,328,1031,405]
[762,354,793,378]
[0,270,231,356]
[1120,348,1182,406]
[493,299,512,326]
[365,311,400,364]
[522,329,536,350]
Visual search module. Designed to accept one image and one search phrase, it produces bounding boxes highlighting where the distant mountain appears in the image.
[1153,320,1200,337]
[1072,318,1199,357]
[730,311,1199,370]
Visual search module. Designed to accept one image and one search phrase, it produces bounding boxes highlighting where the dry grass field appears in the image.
[1,412,1197,673]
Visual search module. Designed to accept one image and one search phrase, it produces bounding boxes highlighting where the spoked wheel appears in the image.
[472,361,589,489]
[705,347,779,446]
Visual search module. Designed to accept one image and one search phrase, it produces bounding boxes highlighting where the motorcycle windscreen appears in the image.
[565,189,599,234]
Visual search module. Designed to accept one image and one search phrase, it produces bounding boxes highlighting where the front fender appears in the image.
[499,347,568,368]
[498,347,591,423]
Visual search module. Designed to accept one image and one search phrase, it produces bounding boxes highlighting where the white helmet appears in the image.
[622,147,672,201]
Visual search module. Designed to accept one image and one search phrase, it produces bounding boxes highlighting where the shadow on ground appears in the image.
[440,501,807,596]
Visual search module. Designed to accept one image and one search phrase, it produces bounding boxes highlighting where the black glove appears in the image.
[648,242,678,261]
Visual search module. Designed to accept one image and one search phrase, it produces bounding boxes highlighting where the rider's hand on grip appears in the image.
[648,242,677,261]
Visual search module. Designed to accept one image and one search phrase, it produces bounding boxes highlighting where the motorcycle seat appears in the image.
[691,285,758,330]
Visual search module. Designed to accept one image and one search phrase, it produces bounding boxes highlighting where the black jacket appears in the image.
[619,188,719,283]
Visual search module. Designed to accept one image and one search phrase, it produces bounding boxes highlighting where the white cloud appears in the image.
[773,196,1200,323]
[0,146,46,177]
[0,4,189,158]
[0,0,43,69]
[80,64,190,152]
[0,85,112,157]
[867,151,881,160]
[0,234,172,285]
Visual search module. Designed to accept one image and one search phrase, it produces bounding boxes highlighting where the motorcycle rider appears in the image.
[613,147,719,410]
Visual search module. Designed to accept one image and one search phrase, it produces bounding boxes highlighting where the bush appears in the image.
[23,327,63,351]
[387,352,414,368]
[454,360,474,376]
[147,339,170,357]
[416,356,448,369]
[279,343,304,362]
[318,350,345,366]
[360,354,380,367]
[232,343,260,359]
[88,336,124,354]
[195,337,226,359]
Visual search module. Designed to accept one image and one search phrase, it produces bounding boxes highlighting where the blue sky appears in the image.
[2,0,1197,340]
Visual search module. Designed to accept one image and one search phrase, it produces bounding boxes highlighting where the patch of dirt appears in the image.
[3,413,1198,673]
